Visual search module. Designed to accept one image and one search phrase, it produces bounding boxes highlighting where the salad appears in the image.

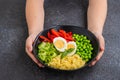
[37,29,93,70]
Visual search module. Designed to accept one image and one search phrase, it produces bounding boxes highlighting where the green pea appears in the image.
[73,33,94,62]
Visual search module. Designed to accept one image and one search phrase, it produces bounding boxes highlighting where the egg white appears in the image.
[53,37,67,52]
[67,41,77,56]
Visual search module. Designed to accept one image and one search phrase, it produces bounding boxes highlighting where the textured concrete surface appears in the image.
[0,0,120,80]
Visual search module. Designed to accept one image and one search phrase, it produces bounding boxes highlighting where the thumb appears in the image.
[98,36,105,51]
[26,37,33,52]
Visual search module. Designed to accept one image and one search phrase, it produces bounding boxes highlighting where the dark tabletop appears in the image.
[0,0,120,80]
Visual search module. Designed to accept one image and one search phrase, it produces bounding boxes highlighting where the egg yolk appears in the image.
[67,44,75,49]
[54,40,64,49]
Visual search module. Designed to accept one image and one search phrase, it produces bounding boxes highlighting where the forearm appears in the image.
[26,0,44,35]
[87,0,107,35]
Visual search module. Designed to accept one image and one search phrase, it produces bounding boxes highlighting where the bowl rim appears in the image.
[32,25,100,71]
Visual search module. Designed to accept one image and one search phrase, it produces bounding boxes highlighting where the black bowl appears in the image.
[33,25,99,71]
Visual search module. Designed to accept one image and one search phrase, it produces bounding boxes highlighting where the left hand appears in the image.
[25,33,44,68]
[89,33,105,66]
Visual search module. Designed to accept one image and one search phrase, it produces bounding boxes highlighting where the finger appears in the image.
[26,48,44,67]
[89,51,104,66]
[89,50,104,66]
[26,38,33,52]
[98,36,105,51]
[89,36,105,66]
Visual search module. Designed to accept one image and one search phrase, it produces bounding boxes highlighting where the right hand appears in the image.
[25,33,44,67]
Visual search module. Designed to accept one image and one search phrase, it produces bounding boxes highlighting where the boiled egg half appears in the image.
[53,37,67,52]
[67,41,77,56]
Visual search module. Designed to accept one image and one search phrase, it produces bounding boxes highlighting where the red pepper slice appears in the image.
[68,32,72,36]
[50,35,57,42]
[51,29,59,37]
[39,36,51,42]
[47,32,51,39]
[59,29,67,38]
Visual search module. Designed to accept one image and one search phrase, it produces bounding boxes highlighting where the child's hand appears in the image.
[25,33,44,67]
[89,33,105,66]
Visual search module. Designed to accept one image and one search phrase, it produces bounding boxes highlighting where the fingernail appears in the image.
[39,65,44,68]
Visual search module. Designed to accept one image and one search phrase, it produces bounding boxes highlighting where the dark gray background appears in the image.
[0,0,120,80]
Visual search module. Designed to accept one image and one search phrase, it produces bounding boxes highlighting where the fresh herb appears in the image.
[61,48,74,59]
